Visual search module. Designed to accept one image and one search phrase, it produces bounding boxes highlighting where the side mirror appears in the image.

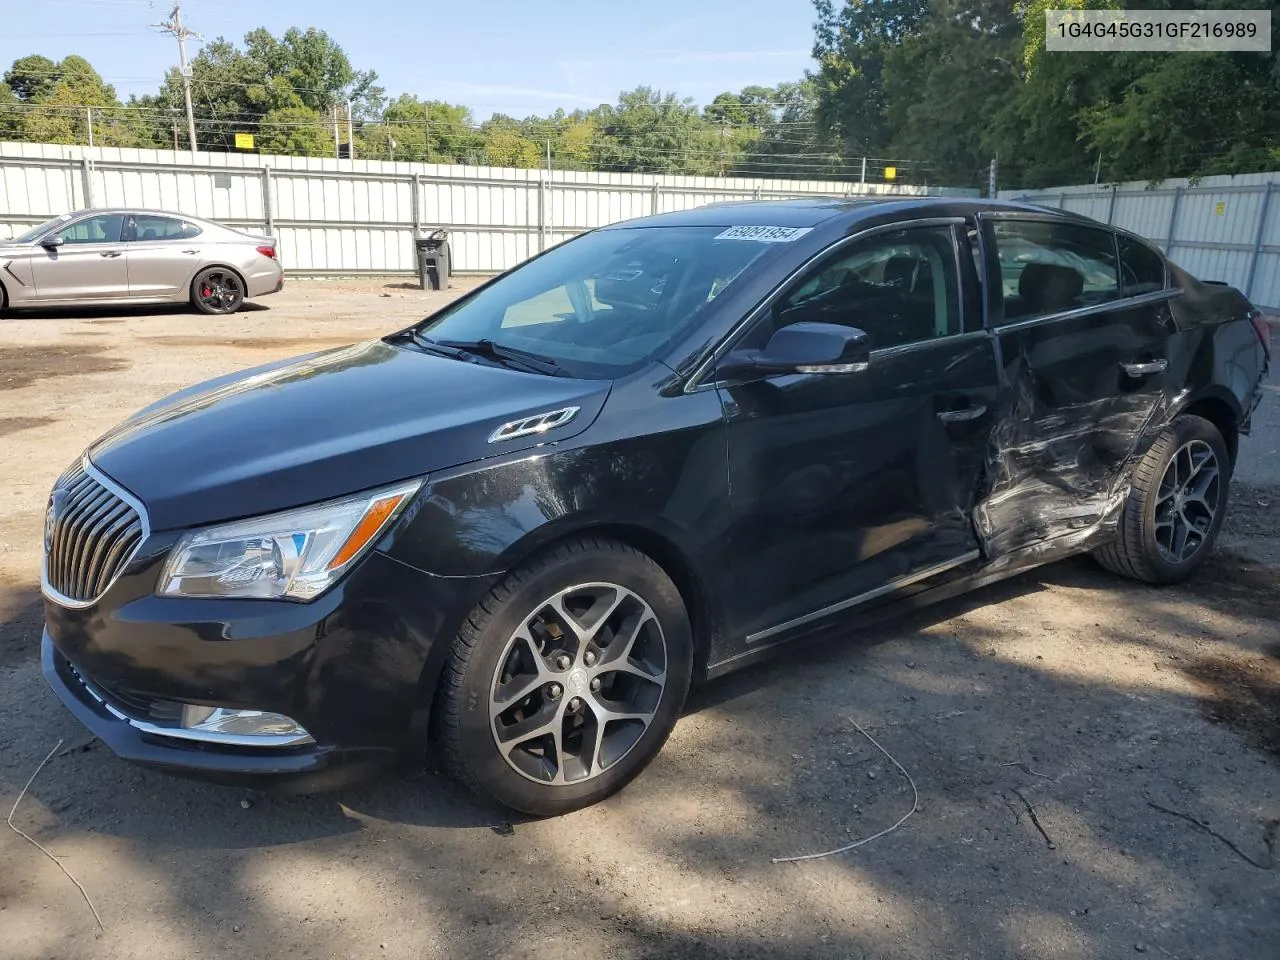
[41,234,65,249]
[717,322,871,381]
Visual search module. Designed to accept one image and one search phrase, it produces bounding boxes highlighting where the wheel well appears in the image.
[0,274,8,309]
[1181,397,1239,467]
[582,524,718,681]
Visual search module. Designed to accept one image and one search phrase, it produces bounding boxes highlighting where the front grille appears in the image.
[44,461,144,604]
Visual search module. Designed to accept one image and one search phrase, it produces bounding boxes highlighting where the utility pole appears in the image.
[332,104,340,158]
[155,3,199,153]
[346,99,355,159]
[86,107,94,147]
[1094,152,1102,185]
[988,155,998,199]
[546,138,552,174]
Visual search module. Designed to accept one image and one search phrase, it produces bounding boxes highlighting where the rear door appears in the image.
[976,215,1177,557]
[717,218,999,645]
[28,213,128,301]
[124,214,204,298]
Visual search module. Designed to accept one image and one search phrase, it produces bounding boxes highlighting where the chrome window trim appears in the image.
[742,549,981,646]
[868,329,989,362]
[993,287,1183,335]
[40,456,151,609]
[685,216,970,392]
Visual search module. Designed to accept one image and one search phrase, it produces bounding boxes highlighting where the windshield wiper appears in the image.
[423,337,567,376]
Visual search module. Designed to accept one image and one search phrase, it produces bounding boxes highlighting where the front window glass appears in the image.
[768,226,962,350]
[58,214,125,245]
[415,226,780,378]
[10,214,72,244]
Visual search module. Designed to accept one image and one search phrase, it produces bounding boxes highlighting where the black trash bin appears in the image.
[415,228,451,290]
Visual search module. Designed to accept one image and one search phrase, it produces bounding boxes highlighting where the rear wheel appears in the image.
[434,536,693,816]
[191,267,244,315]
[1094,414,1231,584]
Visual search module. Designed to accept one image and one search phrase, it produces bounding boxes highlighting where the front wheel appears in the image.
[191,267,245,315]
[434,537,693,816]
[1094,414,1231,584]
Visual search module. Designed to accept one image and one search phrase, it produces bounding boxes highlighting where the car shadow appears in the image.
[6,301,269,321]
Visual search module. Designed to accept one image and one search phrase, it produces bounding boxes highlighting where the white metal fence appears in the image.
[1001,171,1280,311]
[0,142,975,277]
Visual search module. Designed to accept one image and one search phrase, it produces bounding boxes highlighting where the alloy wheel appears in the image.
[1154,439,1221,564]
[489,582,668,785]
[198,271,242,312]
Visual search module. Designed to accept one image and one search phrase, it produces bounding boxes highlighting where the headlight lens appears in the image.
[158,479,420,600]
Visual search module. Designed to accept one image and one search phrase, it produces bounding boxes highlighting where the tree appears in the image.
[811,0,929,156]
[4,54,58,101]
[590,87,720,175]
[256,106,334,156]
[481,115,541,167]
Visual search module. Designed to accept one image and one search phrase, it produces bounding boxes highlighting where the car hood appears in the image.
[88,339,612,530]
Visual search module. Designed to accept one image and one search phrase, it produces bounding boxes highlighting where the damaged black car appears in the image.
[41,198,1270,815]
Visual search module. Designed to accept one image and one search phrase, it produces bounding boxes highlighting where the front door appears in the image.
[125,213,203,298]
[976,215,1176,558]
[29,212,128,301]
[717,221,999,645]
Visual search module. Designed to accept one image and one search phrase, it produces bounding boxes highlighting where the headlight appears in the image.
[158,480,420,600]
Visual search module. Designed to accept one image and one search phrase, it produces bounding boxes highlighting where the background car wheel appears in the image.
[1094,414,1231,584]
[434,536,693,816]
[191,268,245,315]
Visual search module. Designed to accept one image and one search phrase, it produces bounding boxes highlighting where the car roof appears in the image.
[600,196,1098,230]
[60,208,217,222]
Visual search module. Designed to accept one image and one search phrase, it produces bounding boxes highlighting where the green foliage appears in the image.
[256,106,334,157]
[814,0,1280,188]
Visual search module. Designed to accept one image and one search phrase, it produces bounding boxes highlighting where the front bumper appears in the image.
[42,547,500,792]
[42,631,387,791]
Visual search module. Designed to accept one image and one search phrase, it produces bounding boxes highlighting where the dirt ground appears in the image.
[1,282,1277,960]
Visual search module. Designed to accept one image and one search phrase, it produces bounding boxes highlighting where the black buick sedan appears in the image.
[42,198,1270,815]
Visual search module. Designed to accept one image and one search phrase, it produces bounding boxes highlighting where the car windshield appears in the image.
[8,214,73,244]
[414,226,780,378]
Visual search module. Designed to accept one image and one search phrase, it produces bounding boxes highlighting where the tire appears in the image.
[190,267,245,315]
[1094,414,1231,584]
[434,536,693,816]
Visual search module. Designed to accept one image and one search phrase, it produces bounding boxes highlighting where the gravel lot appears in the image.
[1,282,1277,960]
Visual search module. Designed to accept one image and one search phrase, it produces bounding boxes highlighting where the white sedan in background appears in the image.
[0,209,283,315]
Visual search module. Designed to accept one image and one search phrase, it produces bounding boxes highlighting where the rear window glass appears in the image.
[132,215,201,241]
[1119,236,1166,296]
[992,220,1119,322]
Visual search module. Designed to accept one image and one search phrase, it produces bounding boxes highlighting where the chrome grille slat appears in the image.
[49,473,96,586]
[81,505,134,598]
[70,493,121,598]
[62,488,113,599]
[43,461,146,605]
[91,518,143,598]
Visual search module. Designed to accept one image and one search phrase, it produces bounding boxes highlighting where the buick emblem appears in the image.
[44,489,68,553]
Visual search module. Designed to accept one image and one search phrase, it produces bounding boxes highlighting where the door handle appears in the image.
[99,251,122,258]
[181,249,198,255]
[936,405,987,424]
[1120,359,1167,377]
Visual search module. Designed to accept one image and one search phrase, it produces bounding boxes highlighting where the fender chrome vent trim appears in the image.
[488,406,580,444]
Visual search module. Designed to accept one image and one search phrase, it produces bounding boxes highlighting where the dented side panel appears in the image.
[975,296,1177,566]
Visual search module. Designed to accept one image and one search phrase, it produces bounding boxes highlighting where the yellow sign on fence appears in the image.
[234,132,255,150]
[1213,201,1226,216]
[884,166,897,180]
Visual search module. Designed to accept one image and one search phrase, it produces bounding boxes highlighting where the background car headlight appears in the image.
[158,479,421,600]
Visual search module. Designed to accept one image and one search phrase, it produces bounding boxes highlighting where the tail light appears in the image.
[1248,308,1272,361]
[256,244,277,260]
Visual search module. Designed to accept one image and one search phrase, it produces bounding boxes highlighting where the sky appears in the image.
[3,0,822,119]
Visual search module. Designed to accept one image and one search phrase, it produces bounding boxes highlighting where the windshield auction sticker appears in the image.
[716,226,813,242]
[1046,9,1271,52]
